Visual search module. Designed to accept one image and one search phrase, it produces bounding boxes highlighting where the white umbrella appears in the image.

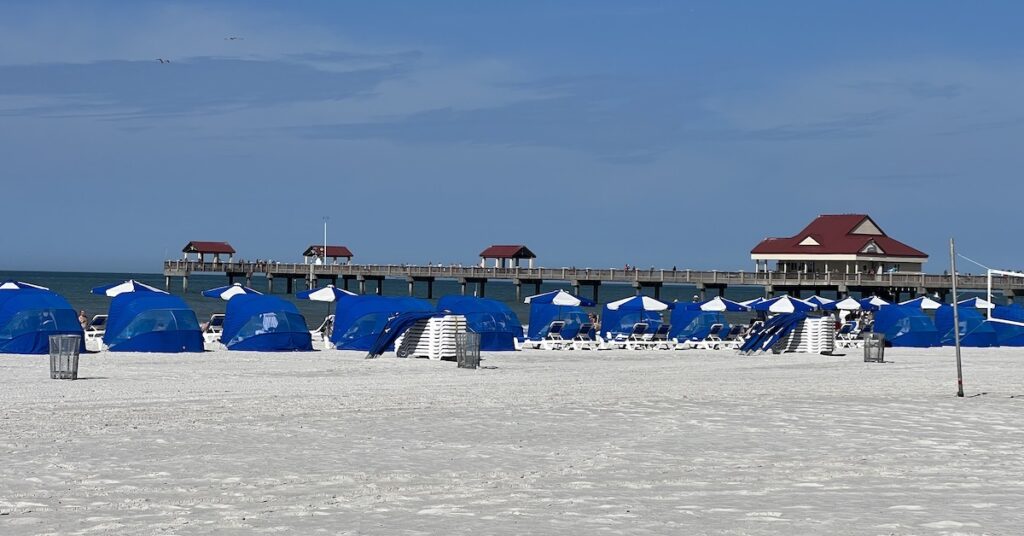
[899,296,942,310]
[605,295,668,311]
[297,285,357,302]
[827,297,862,311]
[91,279,167,297]
[699,296,749,312]
[0,280,48,290]
[523,289,595,306]
[202,283,263,300]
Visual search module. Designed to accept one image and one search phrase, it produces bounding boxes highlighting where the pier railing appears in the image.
[163,260,1022,291]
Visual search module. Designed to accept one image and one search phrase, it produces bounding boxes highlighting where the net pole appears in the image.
[950,238,964,398]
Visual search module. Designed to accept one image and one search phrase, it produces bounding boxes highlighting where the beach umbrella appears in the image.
[821,296,862,311]
[699,296,749,312]
[523,289,595,307]
[739,297,765,308]
[605,295,668,311]
[858,296,890,311]
[201,283,263,300]
[297,284,358,315]
[958,297,995,310]
[804,295,834,308]
[899,296,943,310]
[0,280,49,291]
[751,295,817,314]
[91,279,167,297]
[296,284,357,303]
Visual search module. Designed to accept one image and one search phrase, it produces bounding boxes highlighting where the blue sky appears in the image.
[2,1,1023,272]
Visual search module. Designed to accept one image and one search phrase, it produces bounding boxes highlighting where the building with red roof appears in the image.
[750,215,927,274]
[303,245,353,265]
[182,241,235,263]
[479,245,536,268]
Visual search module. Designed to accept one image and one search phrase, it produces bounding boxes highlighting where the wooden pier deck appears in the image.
[163,260,1024,303]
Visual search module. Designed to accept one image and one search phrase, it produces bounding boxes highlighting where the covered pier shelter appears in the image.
[480,245,536,269]
[303,245,353,265]
[182,241,235,263]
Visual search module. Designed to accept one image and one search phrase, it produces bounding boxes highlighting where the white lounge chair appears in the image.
[202,314,225,345]
[646,324,673,350]
[540,321,568,350]
[718,324,747,350]
[84,314,107,351]
[693,323,725,350]
[607,322,650,350]
[570,322,599,350]
[310,314,335,349]
[835,320,862,348]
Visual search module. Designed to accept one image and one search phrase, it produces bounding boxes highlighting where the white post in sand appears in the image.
[950,238,964,398]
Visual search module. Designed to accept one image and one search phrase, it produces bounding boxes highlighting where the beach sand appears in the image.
[1,347,1022,534]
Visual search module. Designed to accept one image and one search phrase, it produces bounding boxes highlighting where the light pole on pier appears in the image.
[323,216,329,265]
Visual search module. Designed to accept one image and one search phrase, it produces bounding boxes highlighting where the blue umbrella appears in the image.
[91,279,167,297]
[297,285,357,303]
[858,296,890,311]
[0,280,49,291]
[699,296,749,312]
[606,295,668,311]
[820,297,861,311]
[202,283,263,300]
[804,295,834,308]
[523,289,596,307]
[751,295,817,314]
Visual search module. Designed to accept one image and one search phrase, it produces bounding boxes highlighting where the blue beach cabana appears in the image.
[600,295,667,337]
[437,295,523,351]
[990,304,1024,346]
[0,286,84,354]
[221,295,313,351]
[330,296,434,351]
[524,290,594,340]
[873,304,940,347]
[934,304,997,347]
[668,302,731,343]
[103,293,203,352]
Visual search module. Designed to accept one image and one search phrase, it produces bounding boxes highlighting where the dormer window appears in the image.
[798,236,820,246]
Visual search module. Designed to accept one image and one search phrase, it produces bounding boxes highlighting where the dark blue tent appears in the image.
[437,295,523,351]
[600,307,663,338]
[991,304,1024,346]
[330,296,433,351]
[222,295,312,351]
[668,303,730,343]
[527,303,590,340]
[935,304,997,347]
[103,293,203,352]
[873,305,940,347]
[0,289,84,354]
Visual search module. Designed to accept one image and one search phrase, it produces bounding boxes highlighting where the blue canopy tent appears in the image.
[524,290,594,340]
[668,302,730,343]
[0,288,84,354]
[221,295,313,351]
[600,295,666,337]
[990,304,1024,346]
[935,304,997,347]
[330,296,434,351]
[103,293,203,352]
[873,304,940,347]
[437,295,523,351]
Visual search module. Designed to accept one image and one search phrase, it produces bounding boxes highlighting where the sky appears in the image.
[1,1,1023,273]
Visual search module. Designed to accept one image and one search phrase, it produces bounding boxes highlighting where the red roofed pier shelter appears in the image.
[480,245,536,269]
[303,245,353,265]
[182,241,235,263]
[750,215,928,276]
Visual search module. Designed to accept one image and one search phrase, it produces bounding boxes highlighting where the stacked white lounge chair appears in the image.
[773,316,835,355]
[395,315,467,360]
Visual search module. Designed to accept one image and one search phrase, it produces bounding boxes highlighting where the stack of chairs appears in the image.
[396,315,467,359]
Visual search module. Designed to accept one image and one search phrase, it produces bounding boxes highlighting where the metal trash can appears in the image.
[456,332,481,369]
[863,332,885,363]
[49,334,81,380]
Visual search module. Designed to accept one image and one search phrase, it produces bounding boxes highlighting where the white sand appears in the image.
[1,346,1023,535]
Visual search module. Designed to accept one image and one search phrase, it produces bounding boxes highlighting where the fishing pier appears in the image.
[162,260,1024,304]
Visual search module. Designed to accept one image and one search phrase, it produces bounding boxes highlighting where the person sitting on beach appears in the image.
[78,310,88,330]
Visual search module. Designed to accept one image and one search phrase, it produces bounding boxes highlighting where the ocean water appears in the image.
[0,269,771,326]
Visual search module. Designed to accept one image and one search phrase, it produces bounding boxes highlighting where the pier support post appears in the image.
[267,275,274,294]
[165,276,170,290]
[427,279,433,299]
[246,275,253,289]
[407,277,415,297]
[375,279,383,296]
[228,274,234,285]
[573,283,581,296]
[632,281,642,296]
[696,283,706,300]
[534,281,541,295]
[478,280,486,297]
[460,281,467,295]
[1004,288,1017,305]
[592,284,599,303]
[515,282,522,302]
[357,276,367,295]
[182,275,189,294]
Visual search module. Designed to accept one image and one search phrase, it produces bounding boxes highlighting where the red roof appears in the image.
[183,241,235,255]
[751,215,927,258]
[479,245,536,259]
[303,245,353,258]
